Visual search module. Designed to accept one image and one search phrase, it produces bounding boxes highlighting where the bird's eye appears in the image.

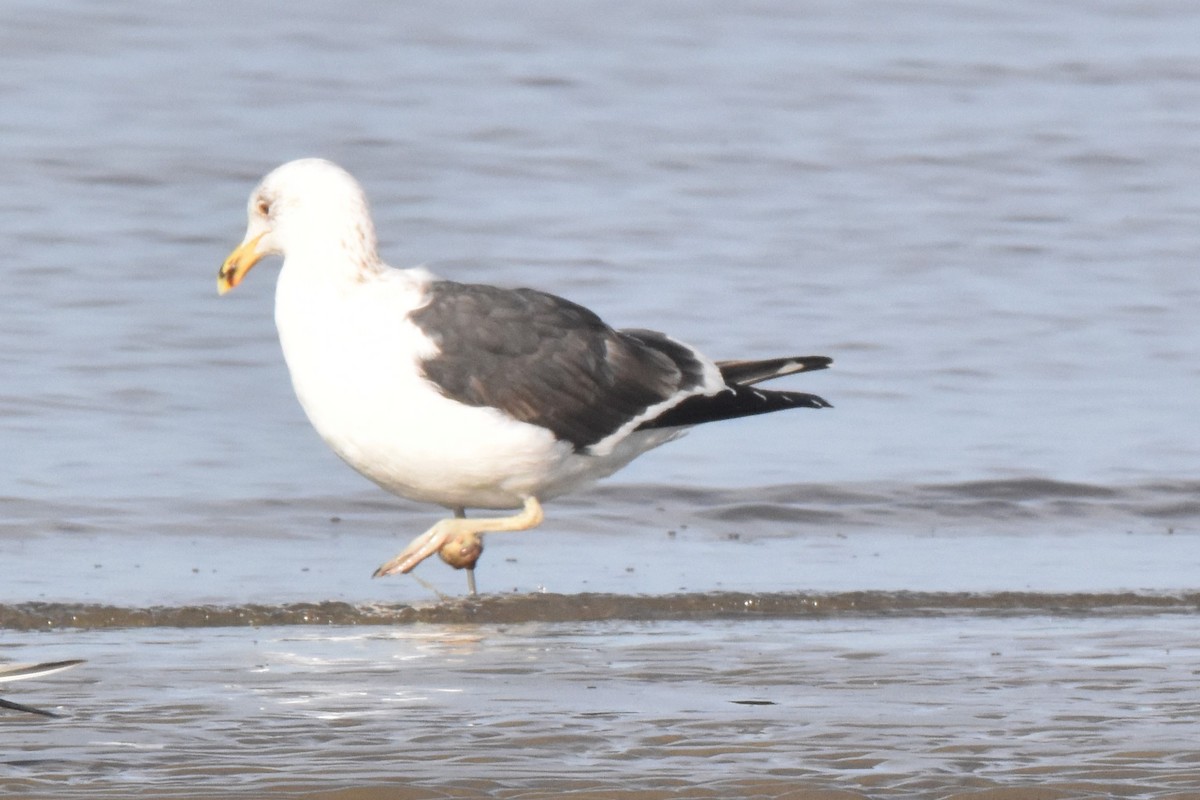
[255,198,271,217]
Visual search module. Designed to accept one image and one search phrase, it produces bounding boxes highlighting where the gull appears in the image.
[0,659,84,717]
[219,158,832,594]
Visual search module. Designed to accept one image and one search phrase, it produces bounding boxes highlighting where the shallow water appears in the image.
[3,0,1200,797]
[6,614,1200,799]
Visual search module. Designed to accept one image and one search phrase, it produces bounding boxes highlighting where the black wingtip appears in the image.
[809,356,834,369]
[640,386,832,430]
[716,355,833,387]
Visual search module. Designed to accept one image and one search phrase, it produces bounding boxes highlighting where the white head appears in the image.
[218,158,381,294]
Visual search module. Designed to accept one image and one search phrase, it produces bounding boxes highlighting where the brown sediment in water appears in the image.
[2,590,1198,631]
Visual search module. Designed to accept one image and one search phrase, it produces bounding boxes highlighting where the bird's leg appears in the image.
[372,498,544,589]
[451,507,477,596]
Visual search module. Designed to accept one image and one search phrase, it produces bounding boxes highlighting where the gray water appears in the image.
[3,1,1200,797]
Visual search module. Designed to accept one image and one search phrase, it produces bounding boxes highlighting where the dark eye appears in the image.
[255,198,271,217]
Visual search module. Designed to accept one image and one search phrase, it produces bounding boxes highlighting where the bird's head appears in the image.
[218,158,380,294]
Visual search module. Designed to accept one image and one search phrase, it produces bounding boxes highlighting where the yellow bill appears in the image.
[218,232,267,295]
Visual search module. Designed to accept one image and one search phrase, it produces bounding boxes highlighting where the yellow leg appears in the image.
[372,497,544,585]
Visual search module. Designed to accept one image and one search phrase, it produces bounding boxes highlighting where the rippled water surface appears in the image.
[6,614,1200,799]
[3,0,1200,797]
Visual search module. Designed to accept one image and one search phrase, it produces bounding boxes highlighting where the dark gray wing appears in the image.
[410,282,711,450]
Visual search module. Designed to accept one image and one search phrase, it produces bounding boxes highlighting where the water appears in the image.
[5,616,1200,798]
[2,0,1200,796]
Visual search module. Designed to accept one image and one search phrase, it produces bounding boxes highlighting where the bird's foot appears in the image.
[372,519,457,578]
[372,498,544,582]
